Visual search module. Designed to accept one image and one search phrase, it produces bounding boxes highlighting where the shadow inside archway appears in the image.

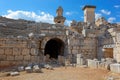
[44,38,65,59]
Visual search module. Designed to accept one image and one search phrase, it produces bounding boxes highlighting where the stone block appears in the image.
[0,48,4,55]
[44,64,53,70]
[99,62,106,69]
[76,54,82,58]
[23,61,29,66]
[30,48,39,56]
[68,49,71,53]
[13,48,21,55]
[18,66,24,72]
[110,63,120,73]
[101,58,106,62]
[15,56,23,60]
[76,58,84,65]
[5,48,13,55]
[10,72,20,76]
[87,59,100,68]
[25,66,33,73]
[31,56,38,62]
[33,65,42,73]
[0,40,5,45]
[22,48,30,55]
[73,46,76,49]
[11,61,22,66]
[24,55,31,61]
[7,56,14,60]
[72,50,78,54]
[0,55,6,60]
[0,61,10,67]
[115,54,120,63]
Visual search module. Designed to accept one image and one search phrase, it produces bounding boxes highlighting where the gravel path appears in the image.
[0,67,119,80]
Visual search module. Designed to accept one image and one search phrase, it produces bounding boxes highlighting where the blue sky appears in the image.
[0,0,120,25]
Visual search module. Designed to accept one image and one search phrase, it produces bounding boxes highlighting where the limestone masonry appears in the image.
[0,5,120,70]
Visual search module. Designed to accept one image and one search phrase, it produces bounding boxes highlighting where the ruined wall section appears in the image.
[82,37,97,59]
[113,29,120,63]
[0,38,42,68]
[68,32,97,60]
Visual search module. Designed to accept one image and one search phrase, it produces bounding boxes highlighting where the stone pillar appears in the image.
[76,54,84,65]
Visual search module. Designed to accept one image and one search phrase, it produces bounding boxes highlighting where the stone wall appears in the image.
[0,38,43,68]
[68,37,97,61]
[113,32,120,62]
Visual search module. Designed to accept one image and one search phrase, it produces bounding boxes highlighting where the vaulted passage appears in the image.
[44,38,65,59]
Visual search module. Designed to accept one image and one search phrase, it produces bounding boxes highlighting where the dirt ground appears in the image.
[0,67,120,80]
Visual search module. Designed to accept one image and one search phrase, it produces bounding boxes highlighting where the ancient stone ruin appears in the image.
[0,5,120,73]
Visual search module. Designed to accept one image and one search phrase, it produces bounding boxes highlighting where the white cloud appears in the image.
[3,10,54,24]
[114,5,120,8]
[108,17,116,23]
[100,9,111,15]
[3,10,72,26]
[65,20,72,26]
[95,13,102,20]
[65,11,78,16]
[65,12,72,15]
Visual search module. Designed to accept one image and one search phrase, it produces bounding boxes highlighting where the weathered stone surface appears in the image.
[33,65,42,73]
[76,54,84,65]
[58,56,64,65]
[23,61,29,65]
[15,56,23,60]
[110,63,120,73]
[115,54,120,63]
[13,48,21,55]
[18,66,24,71]
[44,54,50,63]
[30,48,39,56]
[0,48,4,54]
[0,55,6,60]
[24,55,31,61]
[87,59,100,68]
[22,48,30,55]
[99,62,106,69]
[31,56,38,62]
[25,66,33,73]
[5,48,13,55]
[72,50,78,54]
[7,56,14,60]
[0,61,10,67]
[10,72,20,76]
[77,58,84,65]
[44,64,53,70]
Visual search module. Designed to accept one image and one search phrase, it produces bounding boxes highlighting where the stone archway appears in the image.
[44,38,65,59]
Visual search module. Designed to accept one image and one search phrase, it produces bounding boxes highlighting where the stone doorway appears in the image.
[44,38,65,59]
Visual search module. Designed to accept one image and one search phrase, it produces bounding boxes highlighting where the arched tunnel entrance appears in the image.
[44,38,65,59]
